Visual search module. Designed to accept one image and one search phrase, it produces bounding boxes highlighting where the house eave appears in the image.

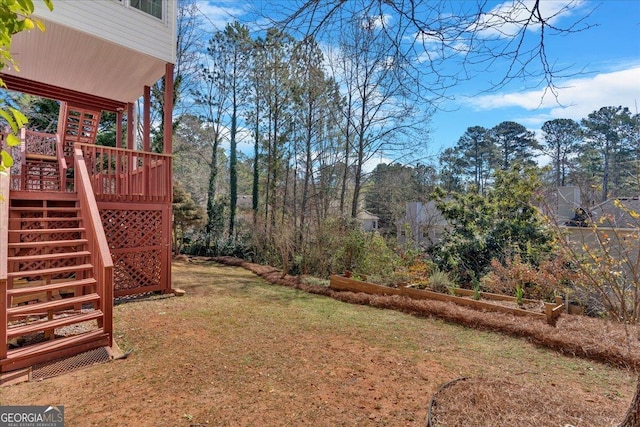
[6,19,168,106]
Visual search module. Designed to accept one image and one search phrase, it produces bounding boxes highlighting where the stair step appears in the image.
[9,239,88,249]
[7,278,97,297]
[9,227,84,234]
[7,263,93,279]
[7,293,101,317]
[9,191,77,201]
[4,330,109,370]
[10,217,81,222]
[9,206,78,213]
[6,310,103,339]
[8,250,91,263]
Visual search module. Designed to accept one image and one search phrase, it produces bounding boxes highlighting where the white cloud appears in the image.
[195,1,249,31]
[413,0,583,63]
[467,65,640,126]
[470,0,586,39]
[363,154,393,173]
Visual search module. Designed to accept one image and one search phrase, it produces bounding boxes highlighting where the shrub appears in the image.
[481,254,570,302]
[360,232,401,278]
[430,165,554,284]
[428,269,455,294]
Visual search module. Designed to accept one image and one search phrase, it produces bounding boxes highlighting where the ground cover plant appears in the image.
[2,258,635,426]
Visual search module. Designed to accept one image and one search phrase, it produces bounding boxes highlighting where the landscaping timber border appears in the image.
[329,274,564,325]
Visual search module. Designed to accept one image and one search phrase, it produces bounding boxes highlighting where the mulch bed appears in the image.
[210,256,640,371]
[426,376,622,426]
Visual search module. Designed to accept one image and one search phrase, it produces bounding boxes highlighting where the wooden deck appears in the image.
[1,116,173,373]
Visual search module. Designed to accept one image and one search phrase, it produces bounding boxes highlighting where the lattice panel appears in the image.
[63,108,99,143]
[101,209,162,249]
[9,144,22,190]
[112,250,161,291]
[25,131,57,157]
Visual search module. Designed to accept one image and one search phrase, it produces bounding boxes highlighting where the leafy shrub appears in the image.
[481,254,570,302]
[430,165,554,284]
[428,269,455,294]
[360,232,401,278]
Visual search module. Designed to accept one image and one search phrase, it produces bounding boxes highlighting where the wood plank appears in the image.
[7,278,96,297]
[8,293,100,317]
[25,153,57,162]
[8,227,84,234]
[8,191,77,201]
[8,250,91,263]
[7,263,93,278]
[0,173,8,361]
[329,275,401,296]
[455,288,541,304]
[9,239,88,249]
[329,274,563,323]
[6,310,103,339]
[10,217,81,222]
[2,331,110,373]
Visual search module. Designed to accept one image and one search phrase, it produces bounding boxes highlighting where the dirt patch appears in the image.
[0,258,636,426]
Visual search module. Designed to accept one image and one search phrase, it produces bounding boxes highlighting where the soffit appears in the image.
[4,20,166,108]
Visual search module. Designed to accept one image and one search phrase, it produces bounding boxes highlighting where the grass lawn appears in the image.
[0,258,636,426]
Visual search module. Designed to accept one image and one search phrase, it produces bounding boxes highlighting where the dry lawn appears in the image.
[0,258,637,426]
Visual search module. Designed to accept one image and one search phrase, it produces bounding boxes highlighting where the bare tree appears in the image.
[327,8,426,218]
[276,0,592,100]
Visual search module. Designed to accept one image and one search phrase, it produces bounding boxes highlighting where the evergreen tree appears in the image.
[580,106,637,201]
[541,118,581,187]
[490,121,539,170]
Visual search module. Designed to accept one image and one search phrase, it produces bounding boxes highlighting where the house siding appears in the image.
[34,0,176,63]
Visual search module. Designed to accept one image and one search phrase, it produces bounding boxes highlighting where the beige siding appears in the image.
[33,0,176,63]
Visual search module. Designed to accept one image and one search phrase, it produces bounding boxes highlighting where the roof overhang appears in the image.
[3,19,167,111]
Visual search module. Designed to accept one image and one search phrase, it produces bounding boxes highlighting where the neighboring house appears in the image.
[357,210,380,232]
[0,1,176,376]
[397,201,447,248]
[556,186,583,225]
[590,197,640,229]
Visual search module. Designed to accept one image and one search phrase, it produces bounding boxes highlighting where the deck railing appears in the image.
[0,171,9,361]
[74,148,114,346]
[77,143,171,203]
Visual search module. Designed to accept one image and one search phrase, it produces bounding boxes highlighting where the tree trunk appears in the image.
[619,377,640,427]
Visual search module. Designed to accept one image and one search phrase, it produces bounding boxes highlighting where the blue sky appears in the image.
[197,0,640,163]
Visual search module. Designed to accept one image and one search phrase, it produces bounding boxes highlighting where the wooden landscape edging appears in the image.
[329,275,564,325]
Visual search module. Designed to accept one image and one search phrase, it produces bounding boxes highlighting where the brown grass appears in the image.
[214,256,640,370]
[1,257,635,426]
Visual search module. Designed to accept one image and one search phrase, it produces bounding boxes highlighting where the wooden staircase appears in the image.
[1,192,110,372]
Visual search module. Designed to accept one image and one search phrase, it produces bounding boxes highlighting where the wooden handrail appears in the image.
[0,171,9,360]
[77,142,172,203]
[56,133,68,191]
[74,147,114,346]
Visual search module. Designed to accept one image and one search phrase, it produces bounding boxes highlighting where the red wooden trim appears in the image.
[75,147,114,347]
[126,103,134,150]
[116,109,123,149]
[143,86,151,152]
[115,285,163,298]
[0,74,126,112]
[161,203,172,293]
[0,172,9,361]
[163,63,174,155]
[2,333,110,373]
[78,143,171,204]
[56,133,68,191]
